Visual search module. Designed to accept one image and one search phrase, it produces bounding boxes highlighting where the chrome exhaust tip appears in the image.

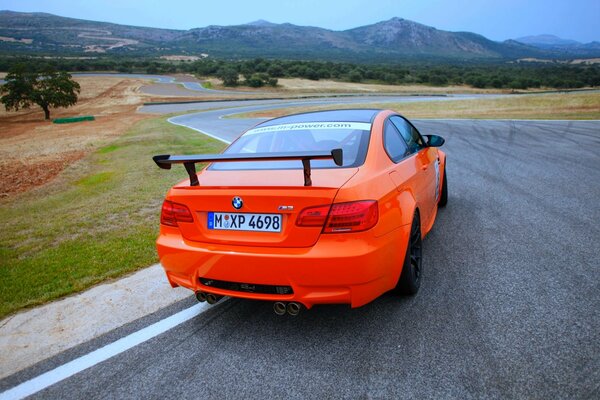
[273,302,287,316]
[206,293,223,304]
[195,291,207,302]
[287,302,301,316]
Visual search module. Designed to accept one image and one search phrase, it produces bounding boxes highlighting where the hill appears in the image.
[514,34,600,58]
[516,34,581,48]
[0,10,597,61]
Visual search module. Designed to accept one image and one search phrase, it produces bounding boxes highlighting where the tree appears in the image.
[304,68,320,81]
[217,67,239,87]
[267,64,284,78]
[245,74,265,88]
[348,69,363,83]
[383,73,397,84]
[1,65,80,120]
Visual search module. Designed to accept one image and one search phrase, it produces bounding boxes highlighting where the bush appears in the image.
[245,75,264,87]
[383,73,397,84]
[267,65,284,77]
[429,74,448,86]
[348,69,363,83]
[217,68,239,86]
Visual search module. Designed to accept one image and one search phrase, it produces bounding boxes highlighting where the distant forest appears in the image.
[1,56,599,90]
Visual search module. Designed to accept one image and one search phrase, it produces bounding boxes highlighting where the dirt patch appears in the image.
[0,151,85,196]
[0,36,33,44]
[571,58,600,64]
[161,55,204,61]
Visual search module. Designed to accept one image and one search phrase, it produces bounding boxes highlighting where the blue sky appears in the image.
[2,0,599,42]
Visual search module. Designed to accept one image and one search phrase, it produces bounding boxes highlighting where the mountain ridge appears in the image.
[0,10,598,61]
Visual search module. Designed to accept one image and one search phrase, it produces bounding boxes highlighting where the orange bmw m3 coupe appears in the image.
[153,109,447,315]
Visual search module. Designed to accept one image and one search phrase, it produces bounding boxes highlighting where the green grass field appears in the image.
[0,116,224,318]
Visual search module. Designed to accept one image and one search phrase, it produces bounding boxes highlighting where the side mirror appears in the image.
[424,134,445,147]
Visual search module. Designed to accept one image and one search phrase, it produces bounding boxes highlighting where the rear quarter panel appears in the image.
[335,110,418,237]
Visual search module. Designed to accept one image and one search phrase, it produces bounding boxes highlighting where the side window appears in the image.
[383,120,409,163]
[390,116,424,154]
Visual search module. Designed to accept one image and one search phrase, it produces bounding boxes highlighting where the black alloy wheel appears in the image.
[396,212,423,295]
[438,169,448,207]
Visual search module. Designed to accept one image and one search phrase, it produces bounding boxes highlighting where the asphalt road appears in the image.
[1,103,599,399]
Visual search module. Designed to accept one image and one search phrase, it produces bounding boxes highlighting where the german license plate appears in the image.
[207,212,282,232]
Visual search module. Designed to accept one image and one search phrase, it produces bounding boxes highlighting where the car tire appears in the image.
[396,212,422,295]
[438,169,448,208]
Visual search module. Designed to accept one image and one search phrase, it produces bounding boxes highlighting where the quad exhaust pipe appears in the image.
[198,292,299,314]
[286,302,301,316]
[273,302,287,315]
[195,291,222,305]
[206,293,223,304]
[273,301,302,316]
[195,291,207,302]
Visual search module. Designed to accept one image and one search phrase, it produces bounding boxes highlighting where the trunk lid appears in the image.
[167,168,358,248]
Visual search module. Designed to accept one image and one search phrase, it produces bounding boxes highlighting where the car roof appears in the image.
[258,109,382,127]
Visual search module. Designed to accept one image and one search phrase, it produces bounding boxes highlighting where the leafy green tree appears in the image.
[429,73,448,86]
[348,69,363,83]
[383,73,397,84]
[304,68,320,81]
[245,75,264,87]
[267,64,284,77]
[217,67,239,86]
[1,65,80,120]
[317,68,331,79]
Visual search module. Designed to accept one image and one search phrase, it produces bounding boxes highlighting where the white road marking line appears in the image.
[0,302,212,400]
[167,116,232,144]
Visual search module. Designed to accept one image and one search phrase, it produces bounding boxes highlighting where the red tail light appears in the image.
[297,200,378,233]
[161,200,194,227]
[324,201,378,233]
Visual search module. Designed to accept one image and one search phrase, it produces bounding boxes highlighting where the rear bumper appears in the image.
[157,225,410,309]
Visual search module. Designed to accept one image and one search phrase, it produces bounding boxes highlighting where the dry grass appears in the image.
[232,92,600,120]
[274,78,514,94]
[204,76,517,94]
[0,77,154,196]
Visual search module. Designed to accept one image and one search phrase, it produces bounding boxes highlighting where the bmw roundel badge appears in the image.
[232,196,243,209]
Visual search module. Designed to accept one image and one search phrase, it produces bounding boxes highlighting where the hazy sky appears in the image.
[2,0,599,42]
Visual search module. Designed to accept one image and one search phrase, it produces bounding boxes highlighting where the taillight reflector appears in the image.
[296,200,378,233]
[296,205,331,227]
[161,200,194,227]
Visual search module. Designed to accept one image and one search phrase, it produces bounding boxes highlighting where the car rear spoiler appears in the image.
[152,148,343,187]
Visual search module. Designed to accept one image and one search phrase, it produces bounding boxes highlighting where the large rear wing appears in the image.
[153,148,343,187]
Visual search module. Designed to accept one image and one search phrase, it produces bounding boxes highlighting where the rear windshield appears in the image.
[210,121,372,170]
